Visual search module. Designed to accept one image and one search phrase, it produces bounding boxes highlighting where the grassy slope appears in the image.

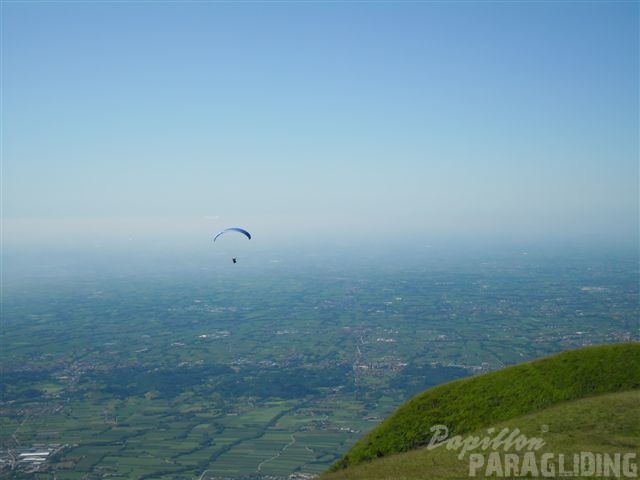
[322,389,640,480]
[331,343,640,470]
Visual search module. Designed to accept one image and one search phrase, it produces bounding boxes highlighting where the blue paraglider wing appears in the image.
[213,227,252,242]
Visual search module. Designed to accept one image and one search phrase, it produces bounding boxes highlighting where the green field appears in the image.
[331,343,640,470]
[322,389,640,480]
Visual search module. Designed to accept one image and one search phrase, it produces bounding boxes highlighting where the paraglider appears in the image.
[213,228,251,264]
[213,227,252,243]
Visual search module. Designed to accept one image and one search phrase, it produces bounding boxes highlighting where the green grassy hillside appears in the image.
[331,343,640,471]
[322,389,640,480]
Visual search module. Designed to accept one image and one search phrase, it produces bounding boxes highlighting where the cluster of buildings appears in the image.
[0,444,67,474]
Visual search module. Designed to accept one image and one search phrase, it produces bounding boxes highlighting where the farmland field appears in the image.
[1,246,638,478]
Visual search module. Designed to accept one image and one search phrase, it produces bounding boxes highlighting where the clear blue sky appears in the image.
[3,1,638,249]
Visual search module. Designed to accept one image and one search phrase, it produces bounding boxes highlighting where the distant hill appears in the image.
[328,343,640,473]
[322,389,640,480]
